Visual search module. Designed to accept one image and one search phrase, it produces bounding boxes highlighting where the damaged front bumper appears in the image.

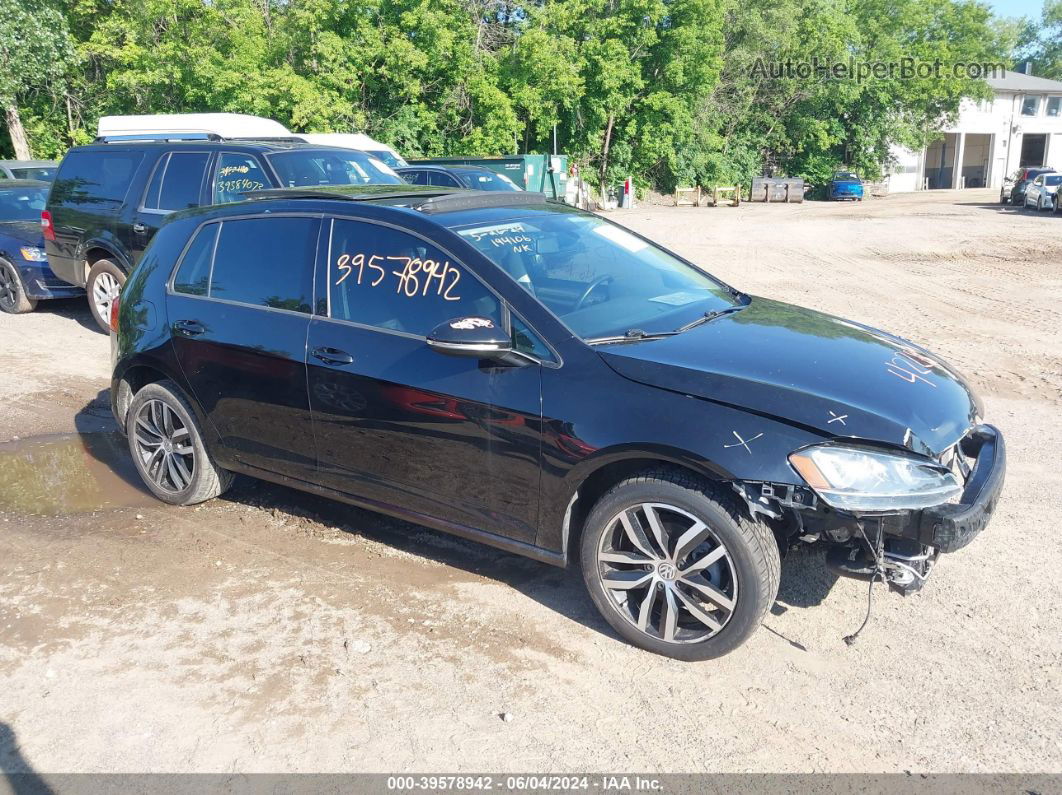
[825,424,1006,590]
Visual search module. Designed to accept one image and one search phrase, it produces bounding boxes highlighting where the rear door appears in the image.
[125,150,211,263]
[305,215,544,542]
[168,214,322,480]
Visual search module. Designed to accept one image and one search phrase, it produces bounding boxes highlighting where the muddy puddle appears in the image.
[0,432,155,515]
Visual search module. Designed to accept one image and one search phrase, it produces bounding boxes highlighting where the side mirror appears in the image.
[427,317,512,359]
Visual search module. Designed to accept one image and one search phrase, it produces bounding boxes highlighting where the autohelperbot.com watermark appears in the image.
[751,56,1006,81]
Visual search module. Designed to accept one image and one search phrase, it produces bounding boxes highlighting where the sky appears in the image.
[988,0,1043,19]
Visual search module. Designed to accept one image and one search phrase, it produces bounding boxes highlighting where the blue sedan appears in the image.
[0,180,83,314]
[828,171,864,201]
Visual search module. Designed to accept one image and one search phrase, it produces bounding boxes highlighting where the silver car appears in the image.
[1024,172,1062,211]
[0,160,58,182]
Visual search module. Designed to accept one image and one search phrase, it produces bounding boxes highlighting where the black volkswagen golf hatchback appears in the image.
[111,186,1005,660]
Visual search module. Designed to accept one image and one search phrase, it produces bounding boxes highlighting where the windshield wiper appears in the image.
[586,328,679,345]
[676,304,748,333]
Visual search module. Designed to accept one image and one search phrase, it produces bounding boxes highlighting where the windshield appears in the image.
[1044,175,1062,186]
[0,185,47,221]
[11,167,56,182]
[365,149,408,168]
[452,209,739,340]
[833,172,859,181]
[457,170,522,192]
[267,149,403,187]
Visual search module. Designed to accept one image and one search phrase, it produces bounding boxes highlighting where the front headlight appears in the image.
[789,445,961,511]
[19,246,47,262]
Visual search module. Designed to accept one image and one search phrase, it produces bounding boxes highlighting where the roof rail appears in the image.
[241,186,451,202]
[416,190,550,214]
[93,132,222,143]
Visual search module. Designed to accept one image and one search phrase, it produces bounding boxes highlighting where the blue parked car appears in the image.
[828,171,864,201]
[0,180,83,314]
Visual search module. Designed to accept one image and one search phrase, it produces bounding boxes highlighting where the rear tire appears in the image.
[0,259,37,314]
[580,469,780,661]
[126,380,233,505]
[86,259,125,332]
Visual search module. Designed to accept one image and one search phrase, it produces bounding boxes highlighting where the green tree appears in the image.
[0,0,76,158]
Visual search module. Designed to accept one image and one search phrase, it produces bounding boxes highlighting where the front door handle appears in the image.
[133,223,146,234]
[312,346,354,366]
[173,319,205,337]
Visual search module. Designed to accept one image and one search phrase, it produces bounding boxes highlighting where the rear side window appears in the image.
[172,223,218,296]
[401,170,427,186]
[50,150,145,205]
[207,217,317,313]
[144,152,209,211]
[429,171,460,188]
[213,153,270,204]
[328,218,500,335]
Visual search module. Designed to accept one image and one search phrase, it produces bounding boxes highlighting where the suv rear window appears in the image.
[51,150,144,205]
[175,216,317,314]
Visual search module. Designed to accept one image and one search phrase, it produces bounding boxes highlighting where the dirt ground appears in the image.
[1,189,1060,774]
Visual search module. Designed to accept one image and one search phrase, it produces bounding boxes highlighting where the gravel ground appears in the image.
[0,188,1059,774]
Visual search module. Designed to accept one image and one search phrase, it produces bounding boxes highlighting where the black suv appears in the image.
[43,140,403,329]
[111,186,1004,660]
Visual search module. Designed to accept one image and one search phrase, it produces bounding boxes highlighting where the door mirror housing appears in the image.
[427,317,513,359]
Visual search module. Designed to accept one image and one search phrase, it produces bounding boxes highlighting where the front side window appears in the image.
[451,208,740,340]
[173,217,316,313]
[1045,175,1062,186]
[1022,95,1040,116]
[328,218,500,336]
[267,149,403,187]
[213,153,270,204]
[457,170,521,192]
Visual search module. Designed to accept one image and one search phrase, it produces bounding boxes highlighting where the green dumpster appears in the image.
[409,154,569,200]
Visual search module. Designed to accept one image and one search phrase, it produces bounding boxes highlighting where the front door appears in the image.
[306,216,543,542]
[168,214,322,480]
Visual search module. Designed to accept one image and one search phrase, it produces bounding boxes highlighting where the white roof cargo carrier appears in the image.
[96,113,293,142]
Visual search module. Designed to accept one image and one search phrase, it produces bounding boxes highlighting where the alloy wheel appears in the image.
[92,271,121,322]
[133,399,195,493]
[0,264,18,311]
[597,502,737,644]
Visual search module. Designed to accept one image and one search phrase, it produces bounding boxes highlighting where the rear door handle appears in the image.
[133,223,146,234]
[312,346,354,366]
[173,319,205,337]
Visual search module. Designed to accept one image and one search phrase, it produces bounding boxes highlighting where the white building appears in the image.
[886,71,1062,192]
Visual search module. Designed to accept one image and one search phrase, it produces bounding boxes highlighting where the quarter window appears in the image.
[328,218,500,336]
[213,153,270,204]
[172,223,218,296]
[50,150,144,205]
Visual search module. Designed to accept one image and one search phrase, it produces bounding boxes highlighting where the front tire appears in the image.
[86,259,125,332]
[580,469,780,660]
[0,259,37,314]
[126,380,233,505]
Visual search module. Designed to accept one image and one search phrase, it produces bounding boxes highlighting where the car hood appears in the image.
[597,296,981,457]
[0,221,44,247]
